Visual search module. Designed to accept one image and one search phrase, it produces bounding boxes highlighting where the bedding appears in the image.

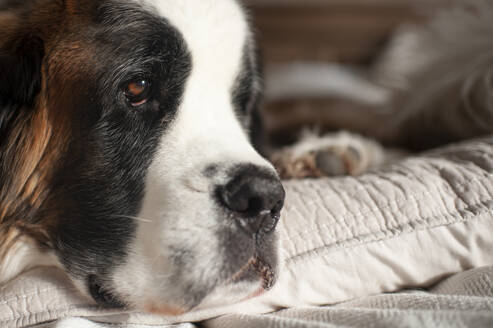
[35,266,493,328]
[2,136,493,328]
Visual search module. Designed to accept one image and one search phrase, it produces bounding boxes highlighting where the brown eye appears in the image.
[124,79,151,107]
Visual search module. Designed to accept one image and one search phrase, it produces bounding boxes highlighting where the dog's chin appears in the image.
[141,258,278,316]
[86,243,279,316]
[193,251,279,312]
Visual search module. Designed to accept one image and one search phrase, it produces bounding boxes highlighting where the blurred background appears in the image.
[244,0,448,146]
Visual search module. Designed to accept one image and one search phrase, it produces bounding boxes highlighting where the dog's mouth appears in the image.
[186,248,277,312]
[86,223,280,312]
[229,253,276,290]
[88,251,276,311]
[253,254,277,290]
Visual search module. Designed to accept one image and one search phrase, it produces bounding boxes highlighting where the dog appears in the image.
[2,0,493,317]
[0,0,285,315]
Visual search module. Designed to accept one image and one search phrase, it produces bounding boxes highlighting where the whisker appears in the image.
[110,215,154,224]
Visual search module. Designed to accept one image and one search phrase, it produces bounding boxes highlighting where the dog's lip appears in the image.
[227,253,276,291]
[186,253,274,313]
[241,286,267,302]
[137,249,276,315]
[227,256,257,284]
[252,255,276,290]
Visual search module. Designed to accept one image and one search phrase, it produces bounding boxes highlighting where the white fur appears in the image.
[0,236,59,285]
[292,131,386,174]
[111,0,275,310]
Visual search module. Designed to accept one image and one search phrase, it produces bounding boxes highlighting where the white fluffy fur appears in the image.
[111,0,276,310]
[290,130,387,175]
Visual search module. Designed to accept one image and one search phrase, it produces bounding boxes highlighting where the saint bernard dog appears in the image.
[2,0,493,317]
[0,0,285,314]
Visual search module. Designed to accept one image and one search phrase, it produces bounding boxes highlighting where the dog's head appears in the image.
[0,0,285,314]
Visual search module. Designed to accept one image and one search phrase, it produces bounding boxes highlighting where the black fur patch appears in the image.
[43,1,191,306]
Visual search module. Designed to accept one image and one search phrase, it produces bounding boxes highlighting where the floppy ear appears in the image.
[0,34,45,108]
[0,9,45,137]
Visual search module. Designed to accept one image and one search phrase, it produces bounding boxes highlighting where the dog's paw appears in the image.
[271,131,385,179]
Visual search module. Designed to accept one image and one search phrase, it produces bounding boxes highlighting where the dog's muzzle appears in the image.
[88,164,285,310]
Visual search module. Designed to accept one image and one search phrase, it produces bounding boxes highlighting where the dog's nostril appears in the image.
[245,196,264,214]
[271,199,284,215]
[219,165,285,235]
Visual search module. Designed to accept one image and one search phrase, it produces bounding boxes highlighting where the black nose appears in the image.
[219,165,285,236]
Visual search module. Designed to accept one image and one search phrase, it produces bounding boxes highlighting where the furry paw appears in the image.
[271,131,385,179]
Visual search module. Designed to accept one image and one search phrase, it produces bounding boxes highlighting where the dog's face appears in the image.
[0,0,285,314]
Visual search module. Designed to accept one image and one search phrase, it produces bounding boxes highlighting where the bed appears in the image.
[2,136,493,328]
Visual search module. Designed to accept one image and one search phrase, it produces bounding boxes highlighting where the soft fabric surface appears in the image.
[205,266,493,328]
[2,137,493,328]
[30,267,493,328]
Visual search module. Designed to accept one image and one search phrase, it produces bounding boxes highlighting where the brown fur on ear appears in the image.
[0,11,19,32]
[0,0,102,268]
[0,96,62,257]
[0,0,72,266]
